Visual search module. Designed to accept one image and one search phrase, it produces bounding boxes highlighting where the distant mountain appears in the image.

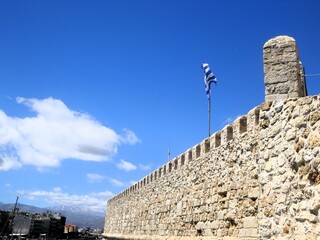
[0,202,105,228]
[0,202,47,214]
[47,205,105,228]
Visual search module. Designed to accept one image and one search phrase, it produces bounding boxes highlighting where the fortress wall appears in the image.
[257,96,320,239]
[104,95,320,240]
[104,36,320,239]
[104,105,262,239]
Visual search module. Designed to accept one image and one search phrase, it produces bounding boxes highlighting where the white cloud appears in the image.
[116,159,137,172]
[109,178,125,187]
[0,97,139,171]
[87,173,105,183]
[53,187,62,192]
[139,164,152,171]
[17,187,114,212]
[120,128,140,144]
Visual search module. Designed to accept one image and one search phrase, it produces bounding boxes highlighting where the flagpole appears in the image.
[208,95,211,137]
[201,63,216,138]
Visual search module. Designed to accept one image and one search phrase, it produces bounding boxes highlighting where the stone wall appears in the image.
[104,107,261,239]
[104,96,320,239]
[103,36,320,239]
[258,96,320,239]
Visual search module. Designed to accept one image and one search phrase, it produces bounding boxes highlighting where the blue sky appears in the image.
[1,0,320,213]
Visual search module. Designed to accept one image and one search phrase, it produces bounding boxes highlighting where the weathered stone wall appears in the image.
[104,95,320,239]
[103,36,320,239]
[104,108,261,240]
[258,97,320,239]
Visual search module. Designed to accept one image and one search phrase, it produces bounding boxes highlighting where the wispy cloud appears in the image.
[17,187,114,212]
[0,97,139,171]
[109,178,125,187]
[139,164,152,171]
[116,159,137,172]
[120,128,140,144]
[86,173,105,183]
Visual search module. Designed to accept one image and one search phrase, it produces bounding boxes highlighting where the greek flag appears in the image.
[201,63,217,98]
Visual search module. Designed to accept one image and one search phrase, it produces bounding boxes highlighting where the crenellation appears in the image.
[109,106,263,201]
[174,158,178,170]
[171,159,175,171]
[199,139,207,156]
[226,125,233,141]
[204,138,210,153]
[214,131,221,148]
[180,154,185,166]
[195,144,201,158]
[232,116,248,141]
[104,36,320,239]
[247,107,260,137]
[187,149,192,161]
[221,124,233,145]
[208,134,214,150]
[239,116,247,134]
[168,162,172,173]
[154,170,157,180]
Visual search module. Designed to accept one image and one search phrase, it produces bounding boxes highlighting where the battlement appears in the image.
[103,36,320,239]
[109,106,262,203]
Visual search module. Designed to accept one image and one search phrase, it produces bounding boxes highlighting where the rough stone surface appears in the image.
[103,94,320,240]
[103,37,319,240]
[263,35,306,101]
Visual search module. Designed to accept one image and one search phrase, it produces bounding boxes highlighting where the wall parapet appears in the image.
[108,105,261,204]
[104,94,320,239]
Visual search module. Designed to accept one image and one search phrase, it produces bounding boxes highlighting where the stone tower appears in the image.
[263,35,307,101]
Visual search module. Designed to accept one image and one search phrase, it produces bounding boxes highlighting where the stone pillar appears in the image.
[263,36,307,101]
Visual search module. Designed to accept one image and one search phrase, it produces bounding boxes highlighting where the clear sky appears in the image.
[1,0,320,213]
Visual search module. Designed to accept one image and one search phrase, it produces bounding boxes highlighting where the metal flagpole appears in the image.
[201,63,216,138]
[208,95,211,137]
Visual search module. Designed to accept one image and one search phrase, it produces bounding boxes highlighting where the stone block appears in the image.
[238,228,258,238]
[210,221,220,230]
[243,217,258,229]
[248,187,259,199]
[296,211,318,223]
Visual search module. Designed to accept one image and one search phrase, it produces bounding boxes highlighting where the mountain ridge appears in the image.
[0,202,105,228]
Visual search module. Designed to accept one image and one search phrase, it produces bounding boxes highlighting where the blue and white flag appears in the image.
[201,63,217,98]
